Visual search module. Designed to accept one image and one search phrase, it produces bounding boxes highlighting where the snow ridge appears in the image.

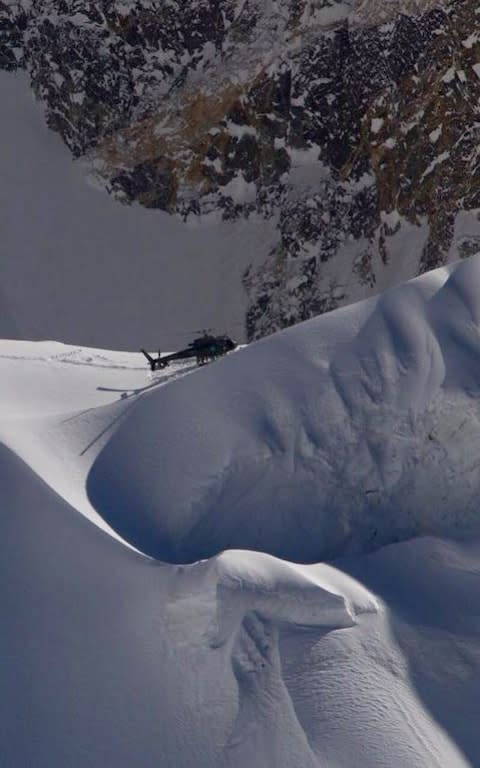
[81,253,480,563]
[3,255,480,566]
[3,256,480,767]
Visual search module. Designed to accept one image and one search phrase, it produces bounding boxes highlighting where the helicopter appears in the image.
[141,330,237,371]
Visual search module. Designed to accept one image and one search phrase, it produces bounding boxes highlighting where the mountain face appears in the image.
[2,0,479,340]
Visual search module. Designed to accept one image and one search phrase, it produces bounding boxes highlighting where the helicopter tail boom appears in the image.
[141,349,158,371]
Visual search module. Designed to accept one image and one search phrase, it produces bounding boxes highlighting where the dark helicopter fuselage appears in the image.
[141,334,237,371]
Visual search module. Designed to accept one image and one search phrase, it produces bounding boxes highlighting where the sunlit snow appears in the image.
[3,255,480,766]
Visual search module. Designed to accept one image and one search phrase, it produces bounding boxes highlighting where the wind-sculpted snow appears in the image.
[88,254,480,562]
[1,437,474,766]
[3,264,480,765]
[0,437,377,767]
[209,550,373,647]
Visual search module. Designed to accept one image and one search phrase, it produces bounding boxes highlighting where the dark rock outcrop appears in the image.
[2,0,480,339]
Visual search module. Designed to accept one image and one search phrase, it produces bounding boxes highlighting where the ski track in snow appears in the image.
[0,339,200,547]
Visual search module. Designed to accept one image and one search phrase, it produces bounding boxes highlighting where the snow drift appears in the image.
[1,440,475,767]
[88,253,480,562]
[1,439,378,768]
[4,257,480,766]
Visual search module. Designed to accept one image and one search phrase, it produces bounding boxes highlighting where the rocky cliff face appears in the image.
[2,0,480,339]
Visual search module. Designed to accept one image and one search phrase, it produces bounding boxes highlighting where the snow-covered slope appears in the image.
[3,253,480,562]
[4,255,480,766]
[6,445,474,768]
[82,253,480,563]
